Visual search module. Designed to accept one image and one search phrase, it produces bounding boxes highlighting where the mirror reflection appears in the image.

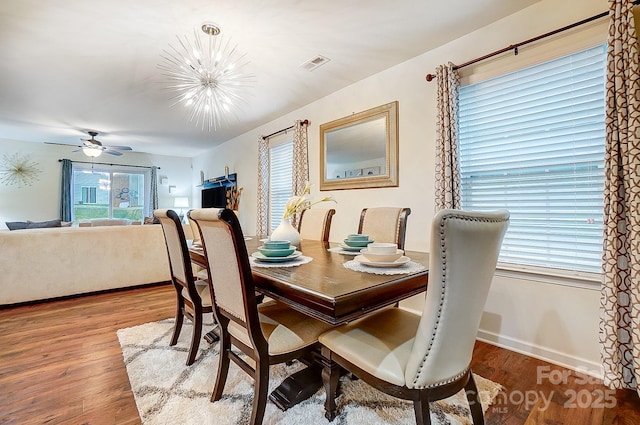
[325,117,386,180]
[320,101,398,190]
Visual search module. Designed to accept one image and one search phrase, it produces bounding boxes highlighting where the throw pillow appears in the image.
[26,219,62,229]
[6,221,28,231]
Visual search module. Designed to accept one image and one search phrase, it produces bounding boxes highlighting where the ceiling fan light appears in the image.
[82,146,103,158]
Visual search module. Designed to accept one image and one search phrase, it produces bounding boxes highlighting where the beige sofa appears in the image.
[0,224,186,305]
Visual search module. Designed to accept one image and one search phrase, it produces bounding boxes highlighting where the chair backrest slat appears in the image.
[298,208,336,242]
[154,208,192,287]
[358,207,411,249]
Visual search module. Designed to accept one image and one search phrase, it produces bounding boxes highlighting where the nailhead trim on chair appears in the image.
[411,212,509,387]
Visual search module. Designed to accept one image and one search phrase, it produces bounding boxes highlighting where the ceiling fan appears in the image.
[45,131,133,157]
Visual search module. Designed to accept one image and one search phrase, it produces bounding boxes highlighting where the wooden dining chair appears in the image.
[189,207,335,425]
[319,209,509,424]
[154,208,214,366]
[358,207,411,249]
[298,207,336,242]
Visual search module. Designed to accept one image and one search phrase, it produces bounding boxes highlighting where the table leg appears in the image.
[268,365,323,411]
[204,326,220,344]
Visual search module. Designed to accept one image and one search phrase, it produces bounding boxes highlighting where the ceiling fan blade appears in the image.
[105,146,132,151]
[44,141,82,147]
[104,150,123,156]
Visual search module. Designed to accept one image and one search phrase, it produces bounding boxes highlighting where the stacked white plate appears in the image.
[354,243,410,268]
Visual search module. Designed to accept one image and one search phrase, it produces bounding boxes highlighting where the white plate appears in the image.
[251,250,302,262]
[339,243,365,252]
[354,255,410,268]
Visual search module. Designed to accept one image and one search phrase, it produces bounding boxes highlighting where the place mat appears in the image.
[250,255,313,268]
[327,247,360,256]
[343,259,427,275]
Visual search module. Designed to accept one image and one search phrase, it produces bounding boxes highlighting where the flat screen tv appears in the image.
[201,186,227,208]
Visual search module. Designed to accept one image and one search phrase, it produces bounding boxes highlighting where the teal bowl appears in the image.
[347,234,369,241]
[343,239,372,248]
[258,246,295,257]
[263,240,291,250]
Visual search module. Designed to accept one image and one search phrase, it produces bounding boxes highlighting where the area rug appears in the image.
[117,319,502,425]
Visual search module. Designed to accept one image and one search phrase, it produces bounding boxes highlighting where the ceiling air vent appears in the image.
[300,55,330,71]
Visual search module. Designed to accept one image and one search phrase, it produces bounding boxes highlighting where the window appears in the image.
[269,140,293,232]
[458,44,606,275]
[81,186,97,204]
[72,164,149,221]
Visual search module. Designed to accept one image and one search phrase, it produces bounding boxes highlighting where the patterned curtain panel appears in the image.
[291,120,309,228]
[59,159,72,222]
[150,166,159,216]
[434,62,460,211]
[256,136,269,236]
[600,0,640,394]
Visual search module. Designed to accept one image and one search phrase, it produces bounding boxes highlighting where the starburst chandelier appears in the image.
[159,22,254,131]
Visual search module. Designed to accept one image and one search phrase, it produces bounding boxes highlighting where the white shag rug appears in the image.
[117,319,502,425]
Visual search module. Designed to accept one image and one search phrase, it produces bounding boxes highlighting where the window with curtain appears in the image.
[72,163,149,221]
[269,140,293,232]
[458,44,606,275]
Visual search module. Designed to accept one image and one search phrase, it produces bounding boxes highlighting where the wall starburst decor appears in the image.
[0,153,41,187]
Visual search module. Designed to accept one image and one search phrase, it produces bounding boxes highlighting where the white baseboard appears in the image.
[477,329,603,379]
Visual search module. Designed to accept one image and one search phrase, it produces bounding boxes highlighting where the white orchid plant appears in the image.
[282,182,335,220]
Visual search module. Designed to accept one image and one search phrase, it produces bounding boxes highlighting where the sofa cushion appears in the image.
[26,219,62,229]
[6,221,28,231]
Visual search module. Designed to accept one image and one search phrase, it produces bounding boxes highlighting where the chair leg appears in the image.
[465,372,485,425]
[170,299,184,346]
[186,310,202,366]
[250,359,269,425]
[321,347,341,421]
[413,390,432,425]
[211,328,231,402]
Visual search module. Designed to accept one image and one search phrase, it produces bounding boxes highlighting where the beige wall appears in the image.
[192,0,608,374]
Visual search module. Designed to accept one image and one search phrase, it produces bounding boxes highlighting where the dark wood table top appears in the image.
[190,237,429,325]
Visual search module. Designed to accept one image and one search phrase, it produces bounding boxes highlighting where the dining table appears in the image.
[189,236,430,411]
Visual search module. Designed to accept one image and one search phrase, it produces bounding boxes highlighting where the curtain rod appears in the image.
[424,2,638,82]
[58,159,159,170]
[262,119,309,140]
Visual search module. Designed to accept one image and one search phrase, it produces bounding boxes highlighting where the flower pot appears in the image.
[271,218,300,247]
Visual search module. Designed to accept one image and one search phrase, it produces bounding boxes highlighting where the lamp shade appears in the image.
[174,197,189,208]
[82,146,103,157]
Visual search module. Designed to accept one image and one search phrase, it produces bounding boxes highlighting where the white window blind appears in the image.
[269,141,293,232]
[458,44,606,274]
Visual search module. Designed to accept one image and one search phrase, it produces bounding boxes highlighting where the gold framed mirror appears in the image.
[320,101,398,191]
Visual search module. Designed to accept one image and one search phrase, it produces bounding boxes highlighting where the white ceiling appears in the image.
[0,0,539,157]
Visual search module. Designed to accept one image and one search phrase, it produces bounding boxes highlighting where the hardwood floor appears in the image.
[0,284,638,424]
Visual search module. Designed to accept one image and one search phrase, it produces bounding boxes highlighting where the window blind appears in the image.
[458,44,606,274]
[269,141,293,232]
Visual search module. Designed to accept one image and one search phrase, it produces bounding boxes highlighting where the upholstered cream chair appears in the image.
[298,207,336,242]
[189,208,334,425]
[358,207,411,249]
[319,209,509,424]
[154,208,213,366]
